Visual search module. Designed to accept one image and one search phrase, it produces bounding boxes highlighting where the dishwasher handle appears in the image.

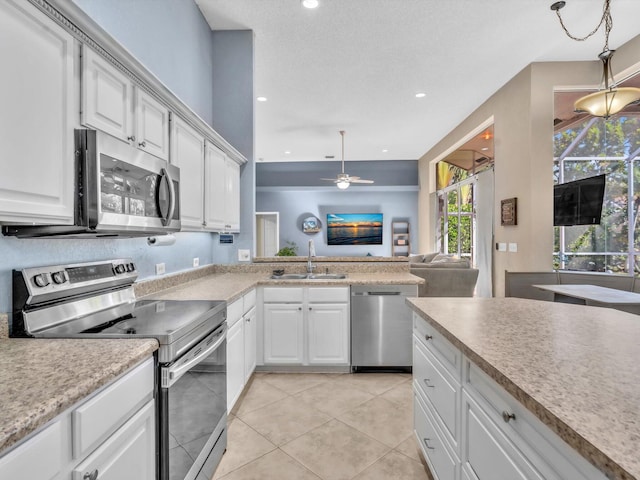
[352,291,403,296]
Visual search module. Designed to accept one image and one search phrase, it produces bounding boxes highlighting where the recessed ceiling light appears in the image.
[481,147,489,151]
[257,96,267,102]
[285,151,291,155]
[382,149,388,153]
[302,0,319,8]
[415,93,426,98]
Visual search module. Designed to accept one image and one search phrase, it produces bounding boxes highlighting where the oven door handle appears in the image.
[162,325,227,388]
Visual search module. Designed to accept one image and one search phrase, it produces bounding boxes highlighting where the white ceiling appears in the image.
[196,0,640,163]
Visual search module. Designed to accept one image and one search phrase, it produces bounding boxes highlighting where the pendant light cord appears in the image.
[340,130,345,174]
[553,0,612,51]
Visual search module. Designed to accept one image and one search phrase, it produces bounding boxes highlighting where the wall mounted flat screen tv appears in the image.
[553,174,606,226]
[327,213,383,245]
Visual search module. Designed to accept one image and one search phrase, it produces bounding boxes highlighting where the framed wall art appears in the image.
[501,197,517,226]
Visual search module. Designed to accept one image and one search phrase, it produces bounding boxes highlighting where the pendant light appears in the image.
[551,0,640,118]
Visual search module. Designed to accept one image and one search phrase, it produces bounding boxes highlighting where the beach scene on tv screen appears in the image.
[327,213,383,245]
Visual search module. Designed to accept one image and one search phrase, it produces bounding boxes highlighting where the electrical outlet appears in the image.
[193,257,200,267]
[238,249,251,262]
[508,243,518,253]
[497,243,507,252]
[155,263,165,275]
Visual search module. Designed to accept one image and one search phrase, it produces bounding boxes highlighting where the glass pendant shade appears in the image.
[575,87,640,117]
[336,180,350,189]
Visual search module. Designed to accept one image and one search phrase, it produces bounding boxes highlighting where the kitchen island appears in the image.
[407,297,640,480]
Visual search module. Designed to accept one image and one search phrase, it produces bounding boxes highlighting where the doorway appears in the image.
[255,212,279,257]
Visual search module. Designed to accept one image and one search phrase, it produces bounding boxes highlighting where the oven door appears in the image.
[159,323,227,480]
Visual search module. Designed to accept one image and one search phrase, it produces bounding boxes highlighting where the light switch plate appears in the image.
[508,243,518,252]
[238,249,251,262]
[498,243,507,252]
[155,263,166,275]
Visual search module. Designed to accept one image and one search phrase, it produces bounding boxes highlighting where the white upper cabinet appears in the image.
[82,47,169,160]
[205,142,241,232]
[0,0,76,224]
[170,116,205,229]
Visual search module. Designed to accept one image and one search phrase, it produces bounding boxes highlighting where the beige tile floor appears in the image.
[212,372,431,480]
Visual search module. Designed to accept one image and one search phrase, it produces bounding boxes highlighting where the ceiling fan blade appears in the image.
[320,178,339,182]
[350,179,375,184]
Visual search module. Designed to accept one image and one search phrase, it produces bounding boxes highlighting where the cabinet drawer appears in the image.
[308,287,349,303]
[0,420,63,480]
[413,336,459,450]
[72,358,154,459]
[413,313,461,378]
[227,297,243,327]
[461,391,545,480]
[263,287,304,303]
[72,400,155,480]
[243,289,256,312]
[414,392,458,480]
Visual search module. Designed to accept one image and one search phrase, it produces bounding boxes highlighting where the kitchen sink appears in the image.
[269,273,309,279]
[307,273,347,280]
[269,273,348,280]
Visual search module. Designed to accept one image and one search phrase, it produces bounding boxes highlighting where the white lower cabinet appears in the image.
[263,303,304,364]
[262,287,350,366]
[226,290,257,412]
[412,313,607,480]
[72,400,155,480]
[0,357,155,480]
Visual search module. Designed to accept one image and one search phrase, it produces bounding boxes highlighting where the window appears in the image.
[436,162,476,263]
[554,115,640,274]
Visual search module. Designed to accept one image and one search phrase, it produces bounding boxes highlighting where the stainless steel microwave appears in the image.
[3,129,180,238]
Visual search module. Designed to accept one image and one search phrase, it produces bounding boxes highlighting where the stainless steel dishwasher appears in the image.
[350,284,418,371]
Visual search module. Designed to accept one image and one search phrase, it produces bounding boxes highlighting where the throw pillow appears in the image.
[408,254,425,263]
[422,252,440,263]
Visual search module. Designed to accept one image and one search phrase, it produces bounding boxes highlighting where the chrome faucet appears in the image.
[307,240,316,274]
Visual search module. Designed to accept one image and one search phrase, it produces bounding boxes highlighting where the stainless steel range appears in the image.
[11,259,227,480]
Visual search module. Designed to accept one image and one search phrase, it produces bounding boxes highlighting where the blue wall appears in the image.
[256,188,418,257]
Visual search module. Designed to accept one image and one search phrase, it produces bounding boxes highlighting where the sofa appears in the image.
[409,253,479,297]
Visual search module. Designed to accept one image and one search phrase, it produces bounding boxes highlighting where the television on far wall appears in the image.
[327,213,383,245]
[553,174,606,226]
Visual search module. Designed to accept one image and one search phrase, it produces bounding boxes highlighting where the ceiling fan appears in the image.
[321,130,374,189]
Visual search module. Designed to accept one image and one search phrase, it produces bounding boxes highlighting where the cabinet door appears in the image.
[171,116,205,230]
[244,306,257,381]
[204,142,227,231]
[308,303,349,365]
[82,47,133,143]
[461,392,545,480]
[135,88,169,160]
[226,317,245,412]
[263,304,304,364]
[225,158,241,231]
[72,400,156,480]
[0,0,75,224]
[0,420,63,480]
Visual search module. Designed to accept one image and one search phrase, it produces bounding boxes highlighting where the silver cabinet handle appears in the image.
[127,135,136,142]
[138,141,147,147]
[423,378,435,388]
[298,307,302,310]
[502,411,516,423]
[423,438,435,450]
[84,469,99,480]
[425,334,433,341]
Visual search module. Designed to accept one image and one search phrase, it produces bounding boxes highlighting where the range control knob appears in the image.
[115,264,126,274]
[33,274,50,288]
[126,262,135,272]
[51,271,66,285]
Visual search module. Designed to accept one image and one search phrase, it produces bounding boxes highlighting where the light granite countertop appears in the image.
[407,297,640,480]
[143,271,423,302]
[0,335,158,454]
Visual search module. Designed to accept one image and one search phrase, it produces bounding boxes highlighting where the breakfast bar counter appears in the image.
[407,297,640,480]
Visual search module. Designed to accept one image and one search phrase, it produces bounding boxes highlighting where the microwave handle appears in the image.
[159,167,176,226]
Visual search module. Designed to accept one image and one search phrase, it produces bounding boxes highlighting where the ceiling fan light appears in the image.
[574,87,640,117]
[302,0,319,8]
[336,180,350,189]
